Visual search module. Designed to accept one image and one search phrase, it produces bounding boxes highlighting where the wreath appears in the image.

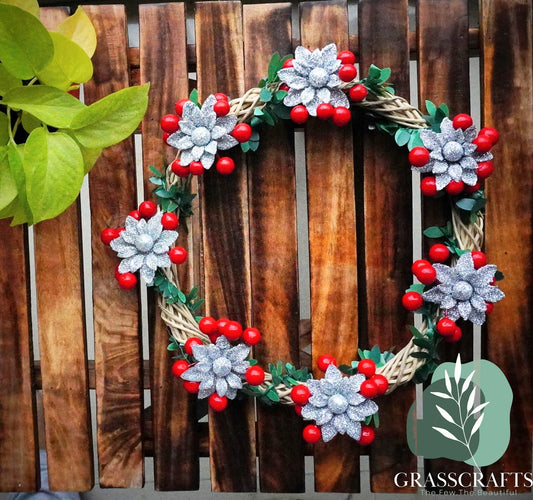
[101,44,505,446]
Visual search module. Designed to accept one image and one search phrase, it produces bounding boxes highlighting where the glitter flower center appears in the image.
[191,127,211,146]
[309,67,329,88]
[442,141,464,162]
[452,281,474,301]
[135,233,154,253]
[212,357,232,377]
[328,394,349,414]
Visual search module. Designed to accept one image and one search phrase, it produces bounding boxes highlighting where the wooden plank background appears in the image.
[0,0,531,495]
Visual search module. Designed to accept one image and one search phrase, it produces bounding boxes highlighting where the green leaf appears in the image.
[55,6,97,58]
[425,100,436,116]
[275,90,287,101]
[37,32,93,90]
[267,52,281,82]
[407,130,424,150]
[240,141,250,153]
[149,165,164,178]
[70,83,149,148]
[409,325,425,339]
[407,283,426,294]
[72,137,101,174]
[423,226,445,238]
[439,103,449,116]
[20,111,41,134]
[0,146,17,210]
[3,85,86,128]
[259,87,272,102]
[0,4,54,79]
[0,0,39,18]
[261,107,275,126]
[24,128,84,223]
[413,337,431,350]
[7,142,32,224]
[266,388,280,402]
[189,88,199,106]
[495,270,504,281]
[411,352,430,359]
[394,128,410,147]
[249,140,259,152]
[0,112,8,146]
[455,197,477,211]
[368,64,381,79]
[0,62,21,94]
[378,67,391,83]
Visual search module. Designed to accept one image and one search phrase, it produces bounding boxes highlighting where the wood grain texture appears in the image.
[299,0,360,492]
[195,1,256,491]
[358,0,415,492]
[243,3,304,493]
[481,0,533,492]
[139,3,199,491]
[83,5,143,488]
[0,222,38,492]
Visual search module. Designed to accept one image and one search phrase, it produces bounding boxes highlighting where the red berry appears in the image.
[129,210,141,220]
[245,366,265,386]
[216,318,230,333]
[316,103,334,120]
[358,425,375,445]
[412,259,432,274]
[303,424,321,444]
[446,180,464,195]
[371,374,389,395]
[409,147,430,168]
[216,157,235,175]
[464,181,481,194]
[429,244,450,263]
[415,265,437,285]
[290,384,311,405]
[357,359,376,378]
[420,176,438,196]
[224,320,243,341]
[279,83,289,91]
[139,200,157,218]
[452,113,473,130]
[189,161,205,176]
[208,332,221,344]
[471,250,487,269]
[479,127,499,145]
[199,316,218,335]
[485,302,494,314]
[444,326,462,343]
[332,107,351,127]
[161,212,179,230]
[290,105,309,125]
[436,317,457,336]
[231,123,252,143]
[473,135,492,153]
[243,327,261,345]
[172,359,189,377]
[117,272,137,290]
[402,291,424,311]
[163,132,170,145]
[282,58,294,68]
[339,63,357,82]
[183,381,200,393]
[477,160,494,179]
[171,159,189,177]
[294,404,303,416]
[213,100,230,117]
[317,354,337,372]
[337,50,356,65]
[169,246,187,265]
[209,393,228,411]
[348,84,367,102]
[184,337,203,356]
[174,99,190,116]
[160,114,180,133]
[214,92,228,101]
[100,228,118,245]
[360,379,379,398]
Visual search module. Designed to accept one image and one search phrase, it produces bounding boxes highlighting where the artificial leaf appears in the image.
[455,197,477,211]
[425,100,436,116]
[423,226,445,238]
[0,0,39,18]
[0,62,21,94]
[394,127,410,147]
[0,112,8,146]
[0,146,17,210]
[0,4,54,79]
[70,83,149,148]
[56,6,97,58]
[37,32,93,90]
[24,128,84,223]
[259,87,272,102]
[3,85,86,128]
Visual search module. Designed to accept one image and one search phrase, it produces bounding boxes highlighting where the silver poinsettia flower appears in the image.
[167,95,238,169]
[423,252,505,325]
[301,364,378,442]
[415,117,493,191]
[110,212,178,285]
[181,336,250,399]
[278,43,349,116]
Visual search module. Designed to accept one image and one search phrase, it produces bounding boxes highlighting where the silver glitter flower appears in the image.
[181,336,250,399]
[110,212,177,285]
[301,364,378,442]
[278,43,349,116]
[415,117,493,190]
[423,252,505,325]
[167,95,238,169]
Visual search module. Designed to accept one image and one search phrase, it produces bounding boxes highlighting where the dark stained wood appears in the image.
[195,1,256,491]
[358,0,416,493]
[0,222,38,491]
[83,4,143,488]
[299,1,360,492]
[243,3,305,493]
[481,0,533,492]
[139,3,199,491]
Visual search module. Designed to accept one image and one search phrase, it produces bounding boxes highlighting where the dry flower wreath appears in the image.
[101,44,505,445]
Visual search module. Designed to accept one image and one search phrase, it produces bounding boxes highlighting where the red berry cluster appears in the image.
[198,316,262,346]
[357,359,389,399]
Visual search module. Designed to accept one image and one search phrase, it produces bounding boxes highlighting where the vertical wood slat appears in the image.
[139,3,199,491]
[243,3,305,493]
[195,1,256,492]
[358,0,415,493]
[83,4,144,488]
[417,0,473,492]
[481,0,533,492]
[299,1,360,492]
[0,222,38,492]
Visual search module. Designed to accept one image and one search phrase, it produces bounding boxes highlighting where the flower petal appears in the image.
[205,140,218,155]
[462,169,478,186]
[435,173,451,191]
[180,150,193,166]
[481,286,505,303]
[301,87,316,105]
[320,423,338,443]
[177,119,196,135]
[284,88,304,107]
[316,87,331,102]
[457,300,472,320]
[201,152,215,169]
[216,377,228,397]
[468,309,486,326]
[227,343,251,363]
[217,134,239,150]
[226,372,242,389]
[215,115,238,134]
[461,156,478,171]
[140,265,155,284]
[175,135,194,150]
[121,254,145,273]
[191,145,204,160]
[448,162,463,181]
[432,161,449,174]
[346,421,362,440]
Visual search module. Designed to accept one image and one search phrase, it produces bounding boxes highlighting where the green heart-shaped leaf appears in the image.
[0,146,17,210]
[56,6,97,58]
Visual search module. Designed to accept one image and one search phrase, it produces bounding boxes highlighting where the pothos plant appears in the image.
[0,0,149,225]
